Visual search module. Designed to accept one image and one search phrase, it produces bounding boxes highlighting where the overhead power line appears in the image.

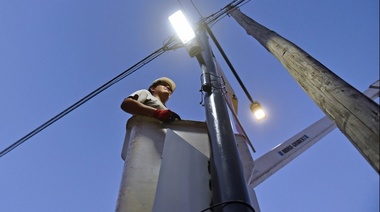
[0,0,249,158]
[0,39,179,158]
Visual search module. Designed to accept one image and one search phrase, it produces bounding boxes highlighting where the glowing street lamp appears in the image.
[250,101,266,120]
[169,10,196,43]
[169,10,202,57]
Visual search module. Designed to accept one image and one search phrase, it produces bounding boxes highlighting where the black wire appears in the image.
[0,0,250,158]
[0,45,169,158]
[176,0,185,12]
[202,0,246,27]
[190,0,203,18]
[200,200,255,212]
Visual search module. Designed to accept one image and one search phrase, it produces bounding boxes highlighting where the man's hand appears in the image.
[153,109,181,123]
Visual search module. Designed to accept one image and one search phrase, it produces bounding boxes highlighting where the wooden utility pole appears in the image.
[229,8,379,173]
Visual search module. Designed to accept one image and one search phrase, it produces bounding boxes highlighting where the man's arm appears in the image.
[120,97,156,117]
[121,94,181,123]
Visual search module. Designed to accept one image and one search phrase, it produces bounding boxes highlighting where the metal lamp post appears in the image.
[169,11,253,211]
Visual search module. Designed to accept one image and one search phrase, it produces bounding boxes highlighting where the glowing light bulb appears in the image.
[169,10,195,44]
[250,102,266,120]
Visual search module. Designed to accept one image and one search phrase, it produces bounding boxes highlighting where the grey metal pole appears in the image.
[195,25,253,212]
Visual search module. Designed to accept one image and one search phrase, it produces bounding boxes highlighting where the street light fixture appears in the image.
[168,10,202,57]
[250,101,266,120]
[168,10,195,43]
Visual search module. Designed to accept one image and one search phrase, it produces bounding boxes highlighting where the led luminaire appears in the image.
[169,10,196,44]
[253,109,266,120]
[250,102,266,120]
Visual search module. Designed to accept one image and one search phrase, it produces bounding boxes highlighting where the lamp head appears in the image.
[169,10,195,44]
[169,10,202,57]
[250,101,266,120]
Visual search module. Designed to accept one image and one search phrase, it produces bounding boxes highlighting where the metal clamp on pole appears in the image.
[201,65,212,93]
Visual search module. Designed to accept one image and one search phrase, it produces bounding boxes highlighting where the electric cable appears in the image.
[202,0,247,28]
[0,38,178,158]
[176,0,186,12]
[190,0,203,18]
[0,0,249,158]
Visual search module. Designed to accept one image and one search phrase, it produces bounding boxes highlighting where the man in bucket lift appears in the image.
[121,77,181,123]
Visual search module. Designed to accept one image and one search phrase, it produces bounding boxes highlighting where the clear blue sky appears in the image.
[0,1,378,211]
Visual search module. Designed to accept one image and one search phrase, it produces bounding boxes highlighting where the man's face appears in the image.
[151,82,172,96]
